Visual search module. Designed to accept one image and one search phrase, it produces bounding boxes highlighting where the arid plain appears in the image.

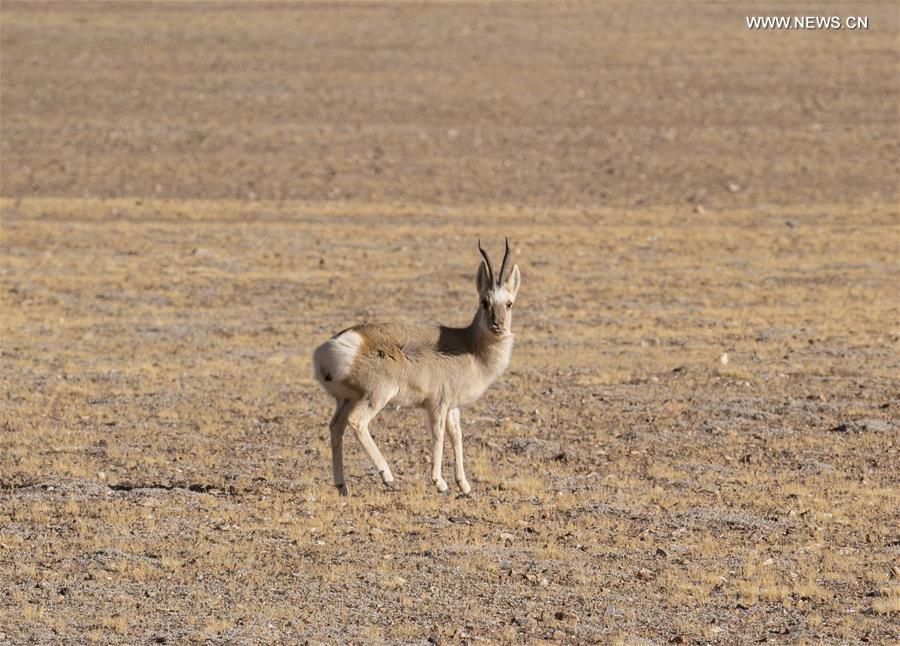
[1,2,898,644]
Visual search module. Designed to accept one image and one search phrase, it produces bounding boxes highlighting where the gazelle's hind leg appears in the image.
[446,407,471,495]
[346,397,395,489]
[329,398,352,496]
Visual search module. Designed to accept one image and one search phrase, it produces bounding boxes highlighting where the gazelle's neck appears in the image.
[467,311,514,371]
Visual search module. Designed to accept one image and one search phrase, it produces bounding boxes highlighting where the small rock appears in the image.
[604,603,622,618]
[636,568,653,581]
[499,532,515,542]
[727,181,741,193]
[380,575,406,590]
[554,610,579,625]
[655,547,668,558]
[720,352,729,365]
[512,615,537,631]
[762,558,775,567]
[693,204,706,215]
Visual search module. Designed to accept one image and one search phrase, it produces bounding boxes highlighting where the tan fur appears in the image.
[312,240,521,496]
[343,321,512,409]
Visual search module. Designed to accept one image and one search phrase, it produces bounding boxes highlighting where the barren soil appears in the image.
[1,2,899,644]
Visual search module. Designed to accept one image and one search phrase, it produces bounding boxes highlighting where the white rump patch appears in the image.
[313,330,362,384]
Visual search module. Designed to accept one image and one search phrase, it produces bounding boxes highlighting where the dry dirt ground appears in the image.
[1,2,899,645]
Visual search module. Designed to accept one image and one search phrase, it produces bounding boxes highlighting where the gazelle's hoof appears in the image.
[383,478,398,491]
[335,483,349,497]
[433,477,449,494]
[457,480,472,496]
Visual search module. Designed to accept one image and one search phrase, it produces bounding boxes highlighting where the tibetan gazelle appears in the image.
[312,239,521,496]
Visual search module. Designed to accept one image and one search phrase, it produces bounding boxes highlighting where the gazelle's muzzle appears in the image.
[488,308,507,334]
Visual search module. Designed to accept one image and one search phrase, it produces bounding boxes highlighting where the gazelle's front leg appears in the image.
[445,407,471,495]
[427,403,449,493]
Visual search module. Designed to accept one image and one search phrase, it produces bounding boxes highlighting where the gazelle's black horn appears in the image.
[477,239,494,284]
[497,237,511,285]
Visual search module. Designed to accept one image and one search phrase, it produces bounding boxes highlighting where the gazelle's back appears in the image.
[314,321,497,409]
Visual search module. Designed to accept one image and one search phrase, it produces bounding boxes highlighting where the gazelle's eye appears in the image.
[506,301,513,309]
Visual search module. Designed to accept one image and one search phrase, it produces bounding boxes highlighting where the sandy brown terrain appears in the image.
[1,2,898,644]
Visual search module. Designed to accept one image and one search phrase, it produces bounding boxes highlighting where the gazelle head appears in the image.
[476,238,521,337]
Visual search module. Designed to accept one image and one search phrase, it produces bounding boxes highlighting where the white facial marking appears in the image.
[493,286,514,304]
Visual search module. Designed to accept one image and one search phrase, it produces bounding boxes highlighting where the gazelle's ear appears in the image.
[476,260,492,296]
[503,264,521,298]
